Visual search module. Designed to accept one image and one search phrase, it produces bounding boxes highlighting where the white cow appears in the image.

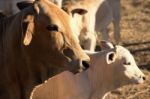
[30,42,145,99]
[63,0,121,51]
[96,0,121,43]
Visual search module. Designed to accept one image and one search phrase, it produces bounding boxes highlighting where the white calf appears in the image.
[30,43,145,99]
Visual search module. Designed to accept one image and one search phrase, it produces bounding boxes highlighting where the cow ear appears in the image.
[99,40,114,50]
[71,8,87,16]
[16,0,34,10]
[17,0,34,10]
[63,5,88,17]
[106,51,116,64]
[33,3,40,14]
[17,1,39,14]
[22,15,34,46]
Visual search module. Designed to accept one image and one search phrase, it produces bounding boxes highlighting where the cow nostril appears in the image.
[143,76,146,80]
[82,60,90,70]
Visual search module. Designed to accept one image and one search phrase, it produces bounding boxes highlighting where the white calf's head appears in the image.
[98,41,146,85]
[115,45,146,84]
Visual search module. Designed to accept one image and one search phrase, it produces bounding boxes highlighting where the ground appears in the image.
[103,0,150,98]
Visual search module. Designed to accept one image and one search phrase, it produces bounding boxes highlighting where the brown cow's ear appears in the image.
[106,52,116,64]
[22,15,34,46]
[16,0,34,10]
[17,0,39,14]
[33,3,40,14]
[22,3,39,46]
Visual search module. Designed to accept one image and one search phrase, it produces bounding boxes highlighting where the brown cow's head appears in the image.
[21,0,90,74]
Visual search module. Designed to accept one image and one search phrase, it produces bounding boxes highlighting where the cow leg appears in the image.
[80,32,96,51]
[101,28,109,41]
[86,33,96,51]
[112,0,121,44]
[113,19,120,44]
[95,0,113,43]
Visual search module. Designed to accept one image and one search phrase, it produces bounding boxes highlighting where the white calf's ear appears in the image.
[99,40,114,50]
[106,52,116,64]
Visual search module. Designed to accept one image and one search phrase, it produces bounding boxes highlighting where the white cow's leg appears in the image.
[101,28,109,41]
[113,19,120,44]
[95,0,113,43]
[112,0,121,44]
[85,32,96,51]
[80,32,96,51]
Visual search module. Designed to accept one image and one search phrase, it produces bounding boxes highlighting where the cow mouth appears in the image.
[131,77,144,84]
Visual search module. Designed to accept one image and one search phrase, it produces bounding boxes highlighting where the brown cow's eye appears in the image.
[46,24,58,32]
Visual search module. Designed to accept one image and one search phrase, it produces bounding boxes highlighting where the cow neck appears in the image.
[86,53,115,99]
[73,70,92,99]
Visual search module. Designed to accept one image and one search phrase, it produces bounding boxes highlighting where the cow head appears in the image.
[17,0,88,38]
[114,45,146,84]
[87,41,145,90]
[100,41,146,84]
[21,0,90,74]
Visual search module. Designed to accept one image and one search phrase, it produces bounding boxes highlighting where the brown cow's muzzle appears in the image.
[79,59,90,72]
[63,48,90,73]
[68,58,90,73]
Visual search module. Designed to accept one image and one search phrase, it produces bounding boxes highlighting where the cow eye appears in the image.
[46,24,58,32]
[123,62,131,65]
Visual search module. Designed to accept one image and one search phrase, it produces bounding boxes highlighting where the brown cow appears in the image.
[0,0,90,99]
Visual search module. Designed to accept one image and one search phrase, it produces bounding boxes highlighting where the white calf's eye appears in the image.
[123,62,131,65]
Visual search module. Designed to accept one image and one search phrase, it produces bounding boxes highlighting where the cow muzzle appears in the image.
[79,59,90,72]
[68,58,90,73]
[133,74,146,84]
[137,75,146,84]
